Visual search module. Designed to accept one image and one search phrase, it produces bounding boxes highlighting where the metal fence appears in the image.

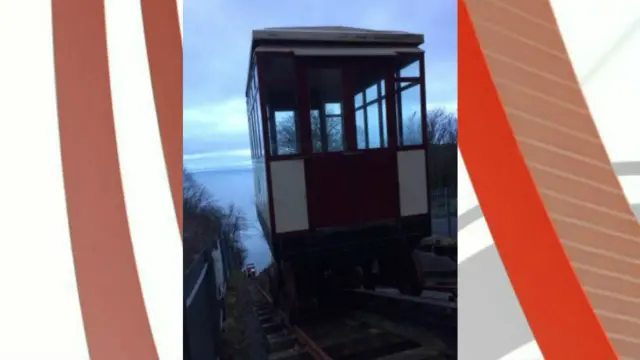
[184,244,227,360]
[430,186,457,238]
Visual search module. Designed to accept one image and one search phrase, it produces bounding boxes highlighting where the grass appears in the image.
[220,271,248,359]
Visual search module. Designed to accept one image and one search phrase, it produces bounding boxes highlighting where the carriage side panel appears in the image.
[397,149,429,216]
[270,159,309,233]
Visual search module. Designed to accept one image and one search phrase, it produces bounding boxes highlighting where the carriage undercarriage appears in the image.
[263,219,427,325]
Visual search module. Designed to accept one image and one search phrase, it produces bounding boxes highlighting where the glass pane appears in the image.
[355,109,366,149]
[325,103,341,116]
[308,68,344,153]
[255,109,262,158]
[326,116,344,152]
[399,59,420,78]
[380,80,386,97]
[250,108,255,158]
[354,92,363,109]
[396,82,423,146]
[381,101,388,147]
[275,111,297,155]
[325,102,344,152]
[365,84,377,103]
[366,103,381,148]
[310,109,322,153]
[261,57,298,156]
[266,106,274,154]
[254,79,263,158]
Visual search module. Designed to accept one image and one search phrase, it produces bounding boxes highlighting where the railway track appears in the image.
[250,282,456,360]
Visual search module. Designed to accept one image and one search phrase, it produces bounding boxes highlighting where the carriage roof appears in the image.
[245,26,425,97]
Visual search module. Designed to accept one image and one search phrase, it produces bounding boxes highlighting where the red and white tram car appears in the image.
[245,27,432,321]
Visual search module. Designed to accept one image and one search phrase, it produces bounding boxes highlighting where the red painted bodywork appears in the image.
[247,46,431,256]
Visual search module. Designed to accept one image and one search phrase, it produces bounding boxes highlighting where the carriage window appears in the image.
[398,58,420,78]
[308,68,345,153]
[246,97,253,158]
[365,84,377,102]
[366,103,381,148]
[254,64,264,158]
[355,107,366,149]
[396,82,423,146]
[249,106,256,159]
[325,103,344,152]
[256,106,264,158]
[260,56,299,156]
[309,109,321,152]
[355,79,387,150]
[381,101,388,147]
[354,92,363,108]
[274,110,298,155]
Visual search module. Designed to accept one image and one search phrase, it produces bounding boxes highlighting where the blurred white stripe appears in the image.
[553,0,640,210]
[579,25,640,165]
[552,0,640,166]
[104,1,182,359]
[176,0,183,40]
[458,215,493,264]
[619,176,640,206]
[549,0,640,78]
[0,3,90,359]
[499,340,543,360]
[457,149,479,215]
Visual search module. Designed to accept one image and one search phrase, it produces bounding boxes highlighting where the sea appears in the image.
[191,167,272,271]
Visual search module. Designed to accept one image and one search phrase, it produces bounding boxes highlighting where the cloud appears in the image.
[183,149,250,160]
[184,97,248,139]
[184,0,458,166]
[184,149,252,172]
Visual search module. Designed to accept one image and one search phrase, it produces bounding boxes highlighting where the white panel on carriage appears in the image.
[397,149,429,216]
[270,159,309,233]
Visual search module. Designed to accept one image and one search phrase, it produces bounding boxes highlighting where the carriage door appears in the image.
[301,56,400,229]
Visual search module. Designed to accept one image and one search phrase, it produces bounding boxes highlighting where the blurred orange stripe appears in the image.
[459,1,617,359]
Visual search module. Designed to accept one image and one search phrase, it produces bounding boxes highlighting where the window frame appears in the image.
[255,53,426,159]
[354,80,388,150]
[394,53,427,149]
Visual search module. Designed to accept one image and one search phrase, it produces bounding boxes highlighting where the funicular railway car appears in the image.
[245,26,432,323]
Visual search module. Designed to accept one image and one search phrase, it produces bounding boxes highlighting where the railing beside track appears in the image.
[184,249,223,360]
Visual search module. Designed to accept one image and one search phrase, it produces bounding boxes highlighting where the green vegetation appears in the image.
[183,170,248,271]
[220,271,247,359]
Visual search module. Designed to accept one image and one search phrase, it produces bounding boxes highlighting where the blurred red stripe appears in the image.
[140,0,184,236]
[459,1,618,359]
[51,1,159,358]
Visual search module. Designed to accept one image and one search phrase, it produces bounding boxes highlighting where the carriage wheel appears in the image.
[280,261,299,325]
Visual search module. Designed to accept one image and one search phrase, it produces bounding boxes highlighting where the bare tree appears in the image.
[273,106,457,152]
[273,112,344,154]
[183,169,249,270]
[400,108,458,145]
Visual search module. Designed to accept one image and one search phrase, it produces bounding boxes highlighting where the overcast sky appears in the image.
[184,0,457,171]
